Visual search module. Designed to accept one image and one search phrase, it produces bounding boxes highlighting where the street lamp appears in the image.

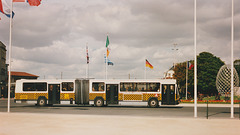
[172,43,178,68]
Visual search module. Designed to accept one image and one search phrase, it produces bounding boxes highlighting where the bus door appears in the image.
[106,84,118,104]
[162,84,175,105]
[48,84,60,104]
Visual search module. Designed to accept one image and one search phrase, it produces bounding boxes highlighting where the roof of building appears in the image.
[8,71,39,77]
[0,41,7,50]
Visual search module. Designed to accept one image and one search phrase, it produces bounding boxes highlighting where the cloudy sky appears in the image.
[0,0,239,79]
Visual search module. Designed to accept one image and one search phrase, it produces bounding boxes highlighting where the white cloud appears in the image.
[0,0,239,79]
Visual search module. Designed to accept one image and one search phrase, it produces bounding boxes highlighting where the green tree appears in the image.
[173,63,186,89]
[234,59,240,86]
[173,61,194,98]
[173,52,224,97]
[197,52,224,95]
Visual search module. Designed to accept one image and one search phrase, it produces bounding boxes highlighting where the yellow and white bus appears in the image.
[14,79,179,107]
[14,79,86,106]
[89,79,179,107]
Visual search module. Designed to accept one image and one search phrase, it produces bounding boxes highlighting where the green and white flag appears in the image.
[106,36,109,48]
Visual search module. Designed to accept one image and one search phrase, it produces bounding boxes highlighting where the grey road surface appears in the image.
[0,99,239,119]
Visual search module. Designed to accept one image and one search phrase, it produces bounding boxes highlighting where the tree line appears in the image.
[173,52,240,99]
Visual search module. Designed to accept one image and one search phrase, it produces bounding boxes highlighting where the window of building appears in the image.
[1,68,5,75]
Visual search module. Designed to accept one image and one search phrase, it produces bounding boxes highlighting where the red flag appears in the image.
[13,0,26,2]
[28,0,41,6]
[0,0,15,18]
[86,45,89,64]
[189,63,194,70]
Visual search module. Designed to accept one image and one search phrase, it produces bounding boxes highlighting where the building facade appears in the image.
[0,41,7,98]
[0,41,7,84]
[164,66,174,79]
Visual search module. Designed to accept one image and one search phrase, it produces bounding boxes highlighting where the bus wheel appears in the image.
[94,98,104,107]
[37,97,47,106]
[148,98,159,108]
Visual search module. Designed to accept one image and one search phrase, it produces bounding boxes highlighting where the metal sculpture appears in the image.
[216,65,239,96]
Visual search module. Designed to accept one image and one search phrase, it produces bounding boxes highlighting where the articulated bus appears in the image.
[14,79,179,107]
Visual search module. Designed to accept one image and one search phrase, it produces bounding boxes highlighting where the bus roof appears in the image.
[90,79,176,84]
[15,78,176,84]
[15,79,76,83]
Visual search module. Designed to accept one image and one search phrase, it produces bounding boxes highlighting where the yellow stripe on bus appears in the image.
[89,93,106,100]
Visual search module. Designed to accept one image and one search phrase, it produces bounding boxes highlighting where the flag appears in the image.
[13,0,26,2]
[106,35,110,57]
[86,45,89,64]
[27,0,41,6]
[107,48,110,57]
[106,36,109,48]
[104,54,114,66]
[108,61,114,66]
[188,61,194,70]
[146,59,153,69]
[13,0,41,6]
[0,0,15,18]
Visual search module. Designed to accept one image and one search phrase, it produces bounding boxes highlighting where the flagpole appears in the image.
[7,0,13,113]
[105,35,110,80]
[194,0,197,118]
[86,46,87,78]
[145,65,146,79]
[87,62,89,79]
[144,59,146,79]
[105,53,107,79]
[230,0,234,118]
[106,52,108,80]
[86,43,89,79]
[186,61,188,100]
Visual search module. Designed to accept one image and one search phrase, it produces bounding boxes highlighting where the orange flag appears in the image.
[146,59,153,69]
[28,0,41,6]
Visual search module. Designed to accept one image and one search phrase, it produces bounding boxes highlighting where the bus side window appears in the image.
[62,82,74,91]
[135,83,146,92]
[92,82,104,91]
[23,83,34,91]
[35,83,47,91]
[23,83,47,91]
[99,84,104,91]
[163,85,167,94]
[170,85,175,94]
[120,83,130,92]
[120,84,126,91]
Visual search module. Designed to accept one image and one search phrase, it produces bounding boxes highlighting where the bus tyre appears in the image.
[37,97,47,106]
[148,98,159,108]
[94,98,104,107]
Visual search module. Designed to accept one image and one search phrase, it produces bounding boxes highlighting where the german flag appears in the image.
[146,59,153,69]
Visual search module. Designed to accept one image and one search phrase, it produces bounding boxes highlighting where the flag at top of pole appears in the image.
[27,0,41,6]
[106,35,110,57]
[146,59,153,69]
[86,45,89,64]
[13,0,27,2]
[106,35,110,48]
[188,61,194,70]
[13,0,42,6]
[0,0,15,18]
